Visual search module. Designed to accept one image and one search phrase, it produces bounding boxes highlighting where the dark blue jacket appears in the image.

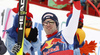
[0,37,7,54]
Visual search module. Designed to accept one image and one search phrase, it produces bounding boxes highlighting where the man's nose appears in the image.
[46,23,51,26]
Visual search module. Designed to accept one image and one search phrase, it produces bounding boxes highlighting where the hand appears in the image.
[79,40,97,55]
[31,27,38,42]
[11,43,21,54]
[26,27,38,42]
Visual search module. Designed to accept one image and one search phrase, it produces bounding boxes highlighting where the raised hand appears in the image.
[80,40,97,55]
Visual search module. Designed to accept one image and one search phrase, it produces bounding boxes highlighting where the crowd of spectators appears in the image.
[80,0,100,16]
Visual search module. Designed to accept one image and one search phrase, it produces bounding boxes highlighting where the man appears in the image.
[40,0,96,55]
[40,12,74,55]
[5,2,40,55]
[40,11,81,55]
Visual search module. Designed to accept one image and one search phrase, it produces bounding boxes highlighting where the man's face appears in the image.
[43,19,57,35]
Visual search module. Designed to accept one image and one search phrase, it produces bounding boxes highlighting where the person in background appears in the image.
[97,1,100,16]
[0,37,7,55]
[81,0,87,10]
[97,1,100,12]
[40,0,45,4]
[94,0,98,7]
[5,2,40,55]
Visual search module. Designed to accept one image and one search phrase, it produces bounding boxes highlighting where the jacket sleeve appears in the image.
[31,38,41,52]
[5,33,16,53]
[62,1,81,44]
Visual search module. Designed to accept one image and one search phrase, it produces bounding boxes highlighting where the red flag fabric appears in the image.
[49,50,73,55]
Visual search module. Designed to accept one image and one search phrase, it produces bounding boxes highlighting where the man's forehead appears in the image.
[44,19,54,22]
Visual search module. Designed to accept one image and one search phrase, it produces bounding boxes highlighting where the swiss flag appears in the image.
[53,0,72,5]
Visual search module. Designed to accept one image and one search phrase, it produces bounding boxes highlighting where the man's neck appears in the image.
[46,30,58,38]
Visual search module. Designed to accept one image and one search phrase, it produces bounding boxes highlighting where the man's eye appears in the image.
[49,22,54,23]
